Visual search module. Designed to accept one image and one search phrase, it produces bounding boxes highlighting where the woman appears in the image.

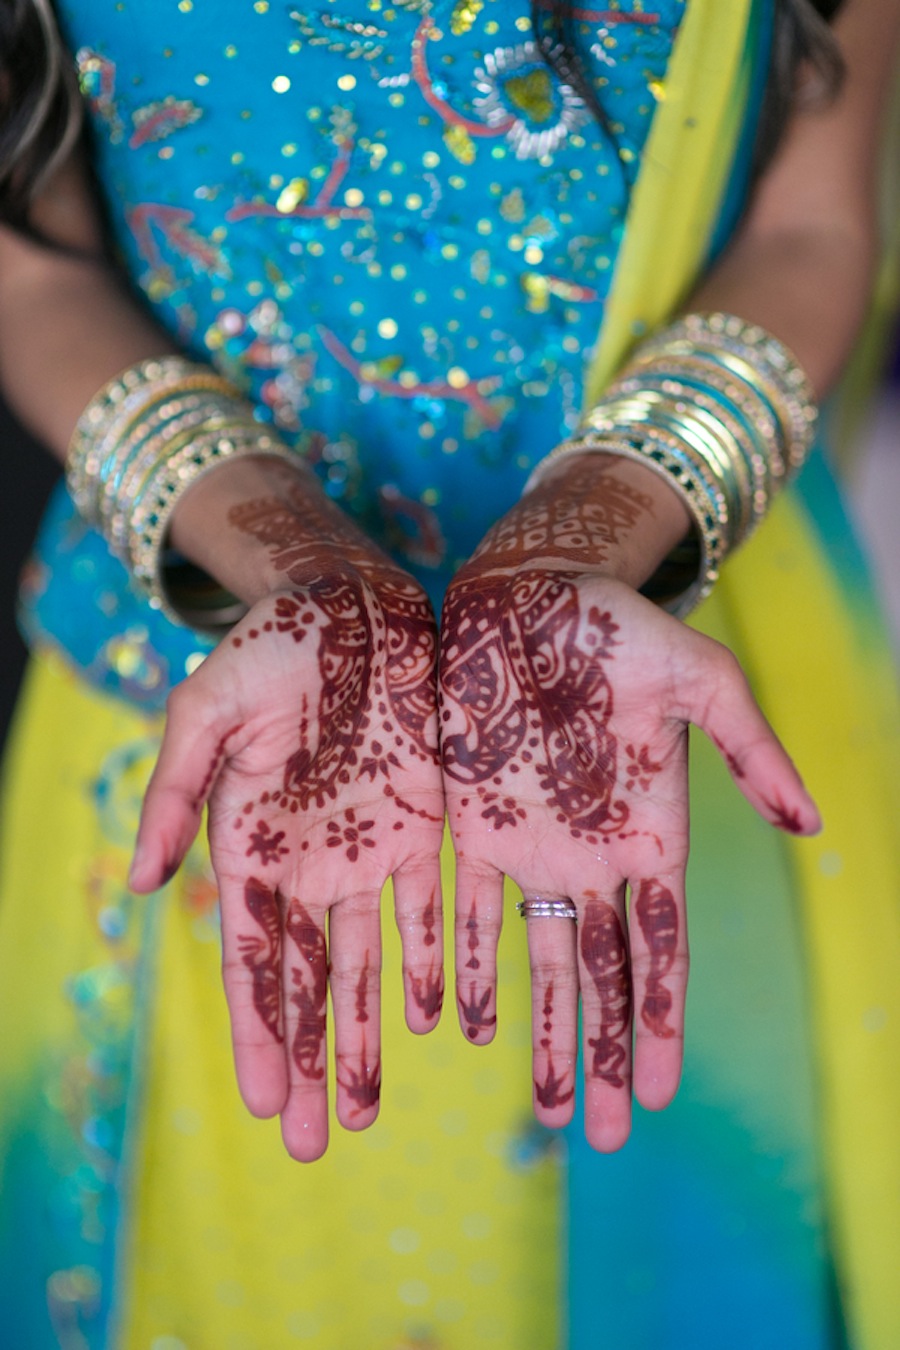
[0,0,898,1346]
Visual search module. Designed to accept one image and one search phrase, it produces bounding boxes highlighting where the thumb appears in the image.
[129,678,245,892]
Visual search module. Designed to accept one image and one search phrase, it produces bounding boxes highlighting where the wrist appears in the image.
[166,454,367,606]
[533,451,691,589]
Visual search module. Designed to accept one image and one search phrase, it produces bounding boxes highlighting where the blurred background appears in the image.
[2,333,898,758]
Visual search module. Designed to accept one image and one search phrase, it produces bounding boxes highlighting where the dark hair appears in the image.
[1,0,846,230]
[0,0,82,230]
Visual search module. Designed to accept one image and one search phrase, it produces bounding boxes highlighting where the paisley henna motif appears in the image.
[285,900,328,1080]
[581,899,631,1088]
[228,489,439,829]
[441,570,629,839]
[238,877,285,1044]
[634,878,678,1038]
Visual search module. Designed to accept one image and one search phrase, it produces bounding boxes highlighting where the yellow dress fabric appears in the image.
[2,1,899,1346]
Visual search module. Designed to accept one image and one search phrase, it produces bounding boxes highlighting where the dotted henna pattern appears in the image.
[534,981,574,1109]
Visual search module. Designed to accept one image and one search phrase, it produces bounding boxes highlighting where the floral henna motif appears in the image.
[459,981,496,1040]
[634,878,677,1038]
[581,898,631,1088]
[624,744,664,793]
[441,570,630,840]
[326,808,377,862]
[246,819,289,865]
[238,877,284,1044]
[285,900,328,1079]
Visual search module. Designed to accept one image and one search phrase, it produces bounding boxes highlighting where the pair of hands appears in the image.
[129,457,819,1161]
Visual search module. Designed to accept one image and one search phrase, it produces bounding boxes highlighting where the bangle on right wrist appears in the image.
[524,311,818,616]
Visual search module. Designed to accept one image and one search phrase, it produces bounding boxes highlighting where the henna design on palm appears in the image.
[581,899,631,1088]
[246,820,289,865]
[634,878,677,1038]
[441,571,630,841]
[228,492,440,830]
[238,877,285,1044]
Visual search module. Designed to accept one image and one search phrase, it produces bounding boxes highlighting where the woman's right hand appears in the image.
[128,465,445,1160]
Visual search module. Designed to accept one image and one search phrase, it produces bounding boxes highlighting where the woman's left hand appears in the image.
[438,455,820,1152]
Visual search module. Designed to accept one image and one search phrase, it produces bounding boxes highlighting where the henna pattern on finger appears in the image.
[338,1040,382,1115]
[535,1059,575,1110]
[764,795,804,834]
[581,899,631,1088]
[534,982,574,1109]
[355,957,370,1023]
[465,900,481,970]
[285,900,328,1079]
[196,724,242,809]
[634,878,678,1038]
[422,893,437,948]
[238,877,285,1044]
[409,961,444,1021]
[711,734,746,780]
[459,982,496,1039]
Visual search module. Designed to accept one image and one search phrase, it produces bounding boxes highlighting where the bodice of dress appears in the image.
[56,0,685,587]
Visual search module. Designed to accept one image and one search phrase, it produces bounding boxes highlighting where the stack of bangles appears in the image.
[66,354,305,630]
[65,313,817,633]
[525,311,819,616]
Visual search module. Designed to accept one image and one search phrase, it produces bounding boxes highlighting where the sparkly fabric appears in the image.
[23,0,687,710]
[7,4,900,1349]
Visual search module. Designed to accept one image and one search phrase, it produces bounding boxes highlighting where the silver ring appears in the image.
[516,897,578,921]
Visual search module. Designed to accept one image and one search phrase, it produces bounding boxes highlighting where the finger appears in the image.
[523,898,579,1128]
[680,637,822,835]
[628,873,688,1112]
[129,678,244,892]
[393,858,445,1034]
[219,872,290,1120]
[454,860,503,1045]
[280,896,330,1161]
[577,887,633,1152]
[329,892,383,1132]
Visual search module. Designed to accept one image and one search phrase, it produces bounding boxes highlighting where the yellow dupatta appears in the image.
[586,5,900,1347]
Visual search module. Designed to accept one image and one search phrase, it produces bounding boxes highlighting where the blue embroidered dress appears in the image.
[4,3,894,1348]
